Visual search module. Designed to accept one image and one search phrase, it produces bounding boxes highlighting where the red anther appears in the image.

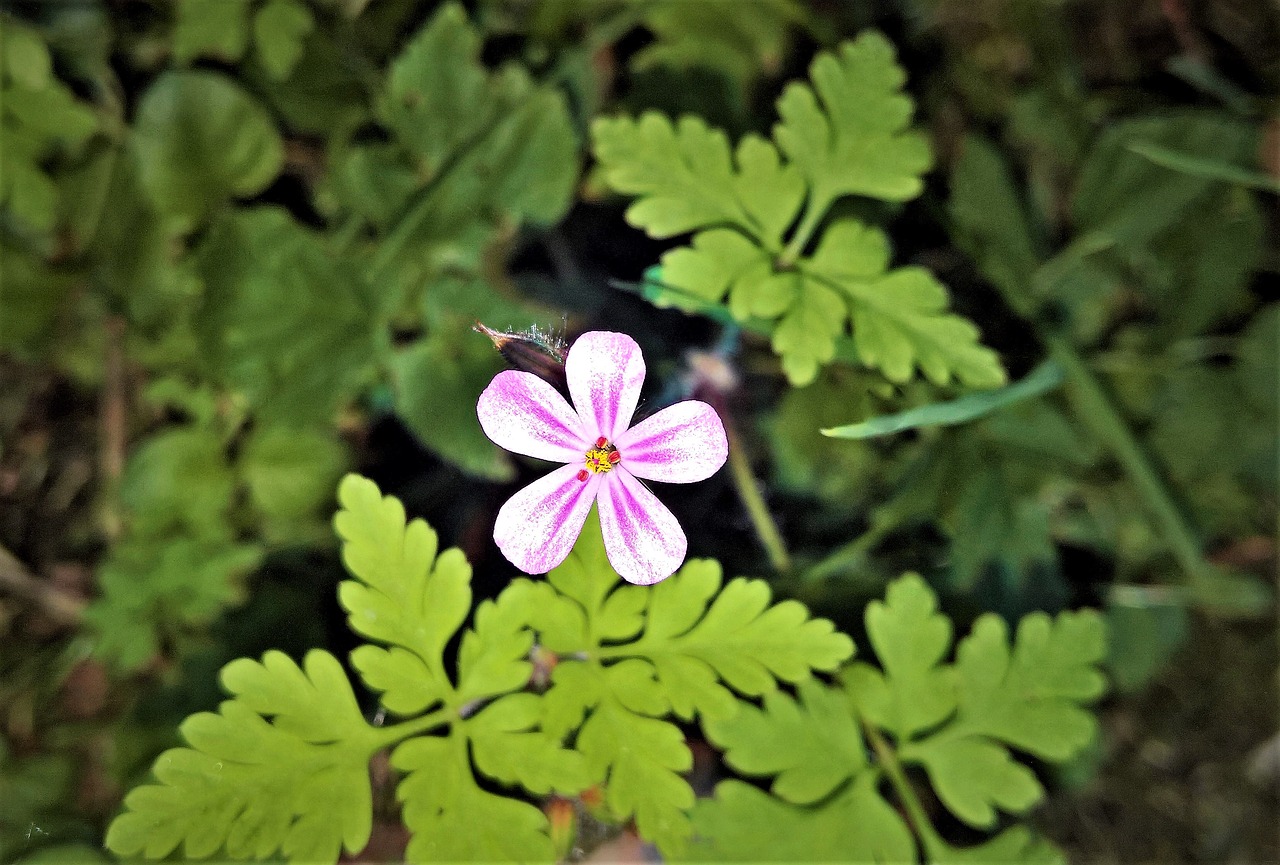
[595,436,608,448]
[608,451,621,463]
[576,469,589,482]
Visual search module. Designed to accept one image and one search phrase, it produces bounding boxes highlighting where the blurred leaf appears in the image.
[0,241,75,356]
[120,427,235,538]
[134,71,284,232]
[195,206,378,425]
[824,361,1064,439]
[390,331,515,481]
[253,0,315,81]
[240,425,347,532]
[171,0,251,64]
[1073,112,1255,251]
[1128,140,1280,194]
[1105,589,1189,693]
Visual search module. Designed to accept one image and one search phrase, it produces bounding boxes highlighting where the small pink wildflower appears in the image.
[477,330,728,585]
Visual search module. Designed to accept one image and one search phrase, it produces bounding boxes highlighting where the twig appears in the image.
[99,315,126,541]
[0,545,85,627]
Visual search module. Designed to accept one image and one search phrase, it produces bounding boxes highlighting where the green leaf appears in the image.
[119,427,235,538]
[105,650,377,863]
[594,37,1002,388]
[253,0,315,81]
[239,425,347,533]
[334,474,471,715]
[172,0,251,64]
[906,736,1043,829]
[195,207,377,425]
[390,333,515,481]
[380,3,577,226]
[706,680,865,804]
[1072,112,1255,250]
[592,115,803,244]
[844,573,955,740]
[1128,139,1280,194]
[686,776,914,863]
[526,517,852,856]
[823,361,1064,438]
[133,71,284,231]
[774,31,932,207]
[393,734,557,863]
[804,223,1007,388]
[89,535,263,670]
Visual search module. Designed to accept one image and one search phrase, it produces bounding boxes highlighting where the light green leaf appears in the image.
[134,71,284,231]
[253,0,315,81]
[906,736,1043,828]
[105,650,377,864]
[773,32,932,207]
[950,611,1107,760]
[467,693,592,795]
[334,474,471,713]
[393,734,557,863]
[706,680,865,805]
[686,774,913,863]
[172,0,251,64]
[845,573,955,740]
[1128,139,1280,194]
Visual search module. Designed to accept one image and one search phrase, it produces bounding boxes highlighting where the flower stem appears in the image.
[723,417,792,574]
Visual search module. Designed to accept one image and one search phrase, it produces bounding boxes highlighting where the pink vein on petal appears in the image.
[565,331,645,441]
[597,469,686,585]
[614,400,727,484]
[494,463,602,575]
[477,370,590,463]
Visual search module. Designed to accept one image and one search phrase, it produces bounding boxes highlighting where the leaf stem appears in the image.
[860,717,943,859]
[723,416,792,574]
[369,707,452,750]
[1042,333,1210,584]
[777,191,831,269]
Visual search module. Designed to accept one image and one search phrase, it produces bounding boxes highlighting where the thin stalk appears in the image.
[777,192,832,269]
[369,707,451,750]
[801,518,894,583]
[723,417,792,574]
[1043,333,1208,583]
[860,718,941,858]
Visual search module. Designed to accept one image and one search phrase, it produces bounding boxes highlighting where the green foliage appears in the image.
[107,480,1104,864]
[0,18,97,233]
[133,71,284,232]
[691,574,1106,861]
[594,34,1005,388]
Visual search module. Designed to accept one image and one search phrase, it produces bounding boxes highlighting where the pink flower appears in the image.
[477,331,728,585]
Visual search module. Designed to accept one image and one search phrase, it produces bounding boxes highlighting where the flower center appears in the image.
[577,437,621,481]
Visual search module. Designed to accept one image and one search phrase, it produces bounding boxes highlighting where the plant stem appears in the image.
[860,717,941,858]
[370,707,451,750]
[777,191,831,269]
[801,517,895,582]
[0,545,85,627]
[1043,333,1209,583]
[723,417,792,574]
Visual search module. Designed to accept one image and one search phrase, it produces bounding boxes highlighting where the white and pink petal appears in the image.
[493,464,602,575]
[477,370,589,463]
[565,331,646,442]
[615,400,727,484]
[597,468,687,585]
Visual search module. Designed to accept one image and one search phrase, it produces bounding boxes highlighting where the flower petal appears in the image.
[615,400,728,484]
[478,370,590,463]
[565,331,646,441]
[597,469,687,585]
[494,464,602,574]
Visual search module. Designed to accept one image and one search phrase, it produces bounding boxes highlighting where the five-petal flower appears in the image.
[477,331,727,584]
